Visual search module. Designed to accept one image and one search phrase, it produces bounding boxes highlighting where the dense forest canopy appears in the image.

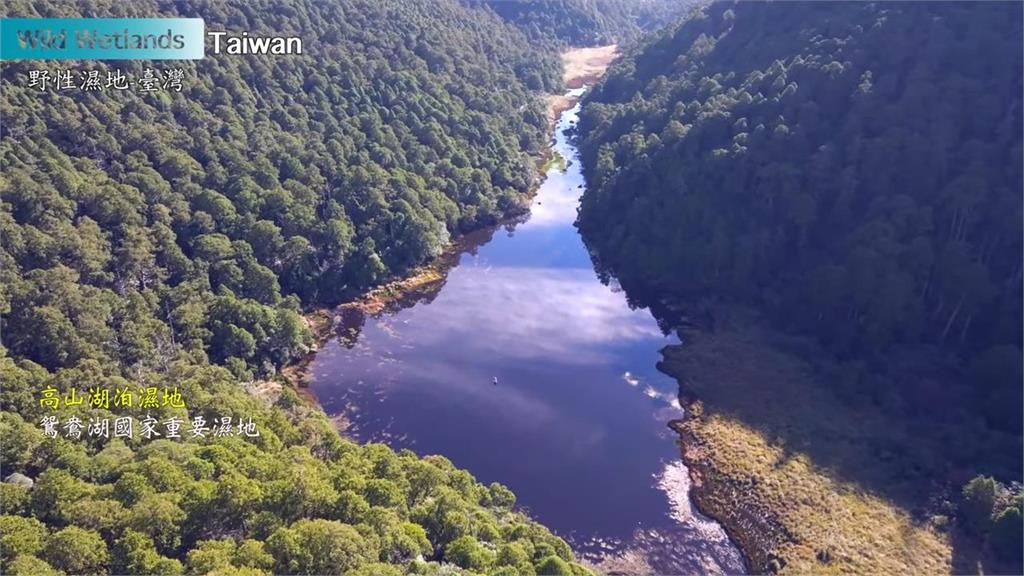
[1,0,561,379]
[468,0,692,47]
[2,364,591,576]
[576,0,1022,522]
[0,1,596,574]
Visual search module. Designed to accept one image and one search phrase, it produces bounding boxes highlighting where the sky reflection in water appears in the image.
[311,93,745,574]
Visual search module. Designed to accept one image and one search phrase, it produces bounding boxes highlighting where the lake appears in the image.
[310,89,746,574]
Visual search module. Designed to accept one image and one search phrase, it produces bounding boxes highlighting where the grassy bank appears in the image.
[562,44,619,88]
[546,45,619,129]
[660,307,957,574]
[541,150,568,173]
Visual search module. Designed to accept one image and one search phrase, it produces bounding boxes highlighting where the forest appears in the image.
[575,0,1022,565]
[3,0,1022,573]
[468,0,689,47]
[0,0,595,574]
[1,0,561,380]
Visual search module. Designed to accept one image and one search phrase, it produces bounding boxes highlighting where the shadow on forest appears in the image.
[576,2,1023,570]
[611,280,1022,572]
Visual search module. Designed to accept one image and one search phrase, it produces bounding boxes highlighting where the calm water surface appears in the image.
[311,90,745,574]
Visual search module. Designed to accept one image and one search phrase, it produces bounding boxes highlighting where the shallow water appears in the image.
[310,89,746,574]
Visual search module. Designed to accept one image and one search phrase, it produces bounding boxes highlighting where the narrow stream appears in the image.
[310,89,745,574]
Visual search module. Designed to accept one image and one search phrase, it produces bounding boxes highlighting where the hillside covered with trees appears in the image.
[0,0,594,574]
[2,360,591,576]
[575,0,1022,568]
[470,0,690,47]
[1,0,560,379]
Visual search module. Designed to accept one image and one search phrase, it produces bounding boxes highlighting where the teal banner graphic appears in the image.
[1,18,204,60]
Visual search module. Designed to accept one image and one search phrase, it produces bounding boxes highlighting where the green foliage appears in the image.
[364,478,405,509]
[0,0,559,380]
[577,0,1022,479]
[0,1,592,575]
[957,475,1023,568]
[400,522,433,559]
[961,475,998,534]
[43,526,110,575]
[487,482,516,509]
[535,554,573,575]
[4,555,63,576]
[64,498,128,540]
[0,363,584,574]
[991,504,1023,562]
[0,291,589,570]
[496,541,534,574]
[185,539,240,574]
[444,534,494,571]
[266,519,375,574]
[0,515,48,561]
[127,494,187,554]
[0,484,31,516]
[345,562,404,576]
[112,529,183,576]
[580,1,1021,363]
[472,0,689,47]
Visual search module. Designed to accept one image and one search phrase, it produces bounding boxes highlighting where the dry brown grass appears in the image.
[662,309,953,574]
[546,45,619,128]
[562,44,619,88]
[546,93,577,128]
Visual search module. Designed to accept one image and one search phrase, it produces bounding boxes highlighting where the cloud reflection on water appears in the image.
[394,265,666,364]
[521,172,581,228]
[310,89,746,575]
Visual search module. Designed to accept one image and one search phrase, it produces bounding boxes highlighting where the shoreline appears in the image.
[264,45,764,575]
[260,45,766,574]
[276,232,473,397]
[665,379,774,574]
[275,45,620,398]
[656,307,952,574]
[546,44,618,129]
